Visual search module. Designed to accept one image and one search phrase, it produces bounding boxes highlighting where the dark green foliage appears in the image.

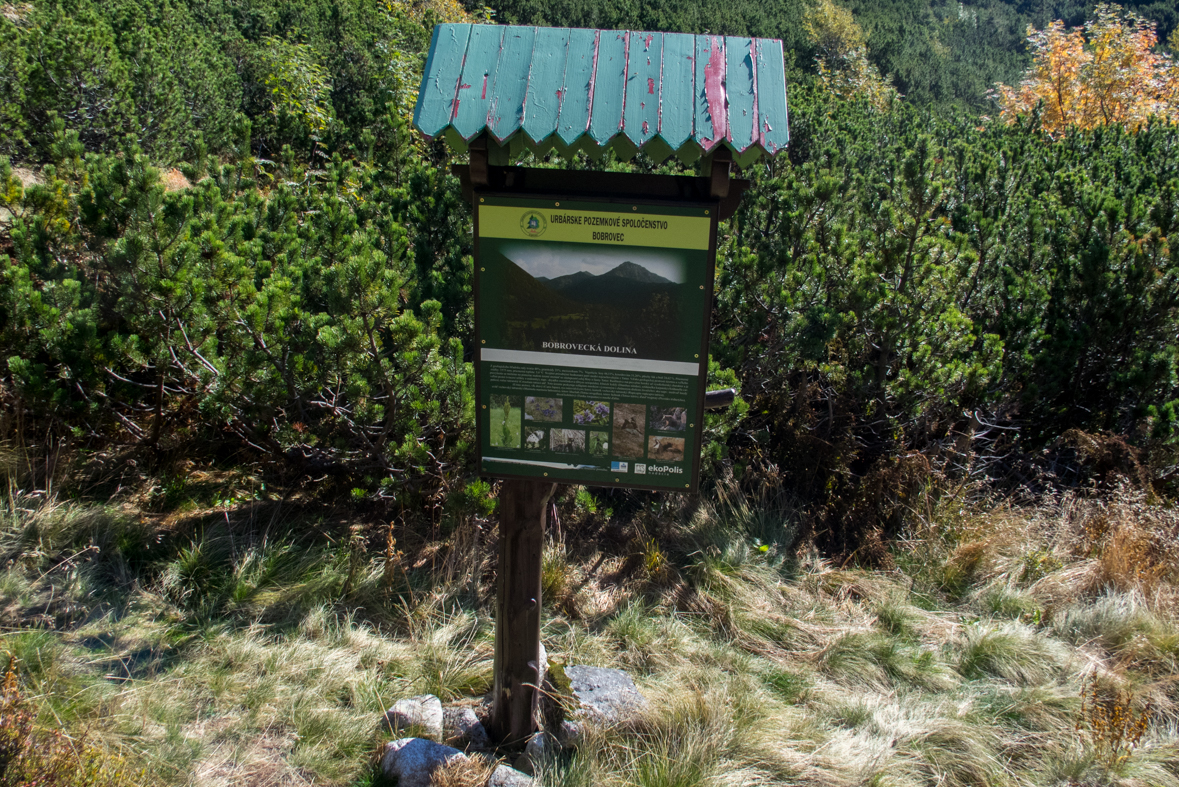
[719,88,1179,552]
[0,0,435,162]
[19,4,137,155]
[0,13,32,160]
[843,1,1176,108]
[2,0,1178,551]
[483,0,1175,110]
[2,0,243,162]
[0,0,477,501]
[1,133,473,500]
[485,0,810,59]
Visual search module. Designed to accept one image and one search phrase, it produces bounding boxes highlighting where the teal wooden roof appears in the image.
[413,24,790,167]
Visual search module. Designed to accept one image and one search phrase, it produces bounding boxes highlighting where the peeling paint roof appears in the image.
[413,24,790,167]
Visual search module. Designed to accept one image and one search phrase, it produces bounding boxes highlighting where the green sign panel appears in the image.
[475,195,717,491]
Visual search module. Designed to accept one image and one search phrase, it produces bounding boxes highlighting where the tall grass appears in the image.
[0,479,1176,786]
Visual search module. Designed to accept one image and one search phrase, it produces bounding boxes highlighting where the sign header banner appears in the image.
[478,204,712,249]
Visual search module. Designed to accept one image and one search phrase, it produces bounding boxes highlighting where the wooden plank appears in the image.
[522,27,571,144]
[556,28,598,146]
[726,36,757,152]
[413,24,473,138]
[657,32,695,151]
[694,35,726,151]
[452,25,506,141]
[588,30,629,147]
[487,26,537,142]
[754,38,790,155]
[488,479,556,745]
[623,31,662,148]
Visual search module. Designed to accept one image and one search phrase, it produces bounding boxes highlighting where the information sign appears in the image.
[475,195,717,491]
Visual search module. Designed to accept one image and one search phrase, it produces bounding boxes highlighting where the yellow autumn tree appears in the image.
[996,4,1179,133]
[805,0,898,110]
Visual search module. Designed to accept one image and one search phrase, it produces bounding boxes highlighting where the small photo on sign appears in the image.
[649,405,687,432]
[612,403,646,458]
[573,399,611,425]
[525,396,562,422]
[648,436,685,462]
[524,428,547,451]
[490,395,522,448]
[550,428,586,454]
[588,430,609,456]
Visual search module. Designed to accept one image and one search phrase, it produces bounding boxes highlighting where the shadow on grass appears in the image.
[1,496,457,652]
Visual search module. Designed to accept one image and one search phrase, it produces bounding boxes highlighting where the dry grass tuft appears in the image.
[429,753,495,787]
[159,168,191,192]
[957,622,1068,684]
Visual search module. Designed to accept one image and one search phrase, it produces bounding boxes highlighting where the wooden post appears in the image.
[708,147,732,199]
[488,479,555,745]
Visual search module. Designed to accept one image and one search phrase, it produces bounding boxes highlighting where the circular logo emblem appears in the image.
[520,210,547,237]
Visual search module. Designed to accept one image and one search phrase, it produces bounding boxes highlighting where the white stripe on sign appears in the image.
[481,349,699,376]
[483,456,603,470]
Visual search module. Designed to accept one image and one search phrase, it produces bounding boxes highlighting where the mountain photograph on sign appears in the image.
[493,243,688,361]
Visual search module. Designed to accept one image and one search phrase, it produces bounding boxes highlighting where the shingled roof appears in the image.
[413,24,790,167]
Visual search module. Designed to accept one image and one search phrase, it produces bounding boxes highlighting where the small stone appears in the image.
[443,705,491,750]
[383,694,443,741]
[557,719,583,748]
[381,738,466,787]
[563,666,648,725]
[489,763,536,787]
[514,731,558,776]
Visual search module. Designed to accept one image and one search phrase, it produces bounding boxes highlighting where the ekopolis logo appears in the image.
[648,465,684,474]
[520,210,547,237]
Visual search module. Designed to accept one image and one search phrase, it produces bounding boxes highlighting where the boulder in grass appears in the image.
[561,666,648,725]
[556,719,583,748]
[443,705,491,750]
[513,731,558,776]
[380,738,467,787]
[488,763,536,787]
[383,694,443,741]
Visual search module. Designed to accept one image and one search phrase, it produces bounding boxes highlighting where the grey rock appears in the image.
[489,764,536,787]
[514,731,558,776]
[383,694,443,741]
[443,705,491,750]
[563,666,648,725]
[556,719,583,748]
[380,738,466,787]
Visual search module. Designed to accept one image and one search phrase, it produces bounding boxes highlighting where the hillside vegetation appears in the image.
[1,0,1179,785]
[488,0,1178,108]
[1,479,1178,786]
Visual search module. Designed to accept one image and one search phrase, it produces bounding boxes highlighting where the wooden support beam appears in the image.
[709,147,732,199]
[469,135,489,187]
[488,479,556,745]
[703,388,736,410]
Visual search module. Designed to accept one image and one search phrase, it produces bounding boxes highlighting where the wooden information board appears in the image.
[474,193,718,492]
[414,19,788,746]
